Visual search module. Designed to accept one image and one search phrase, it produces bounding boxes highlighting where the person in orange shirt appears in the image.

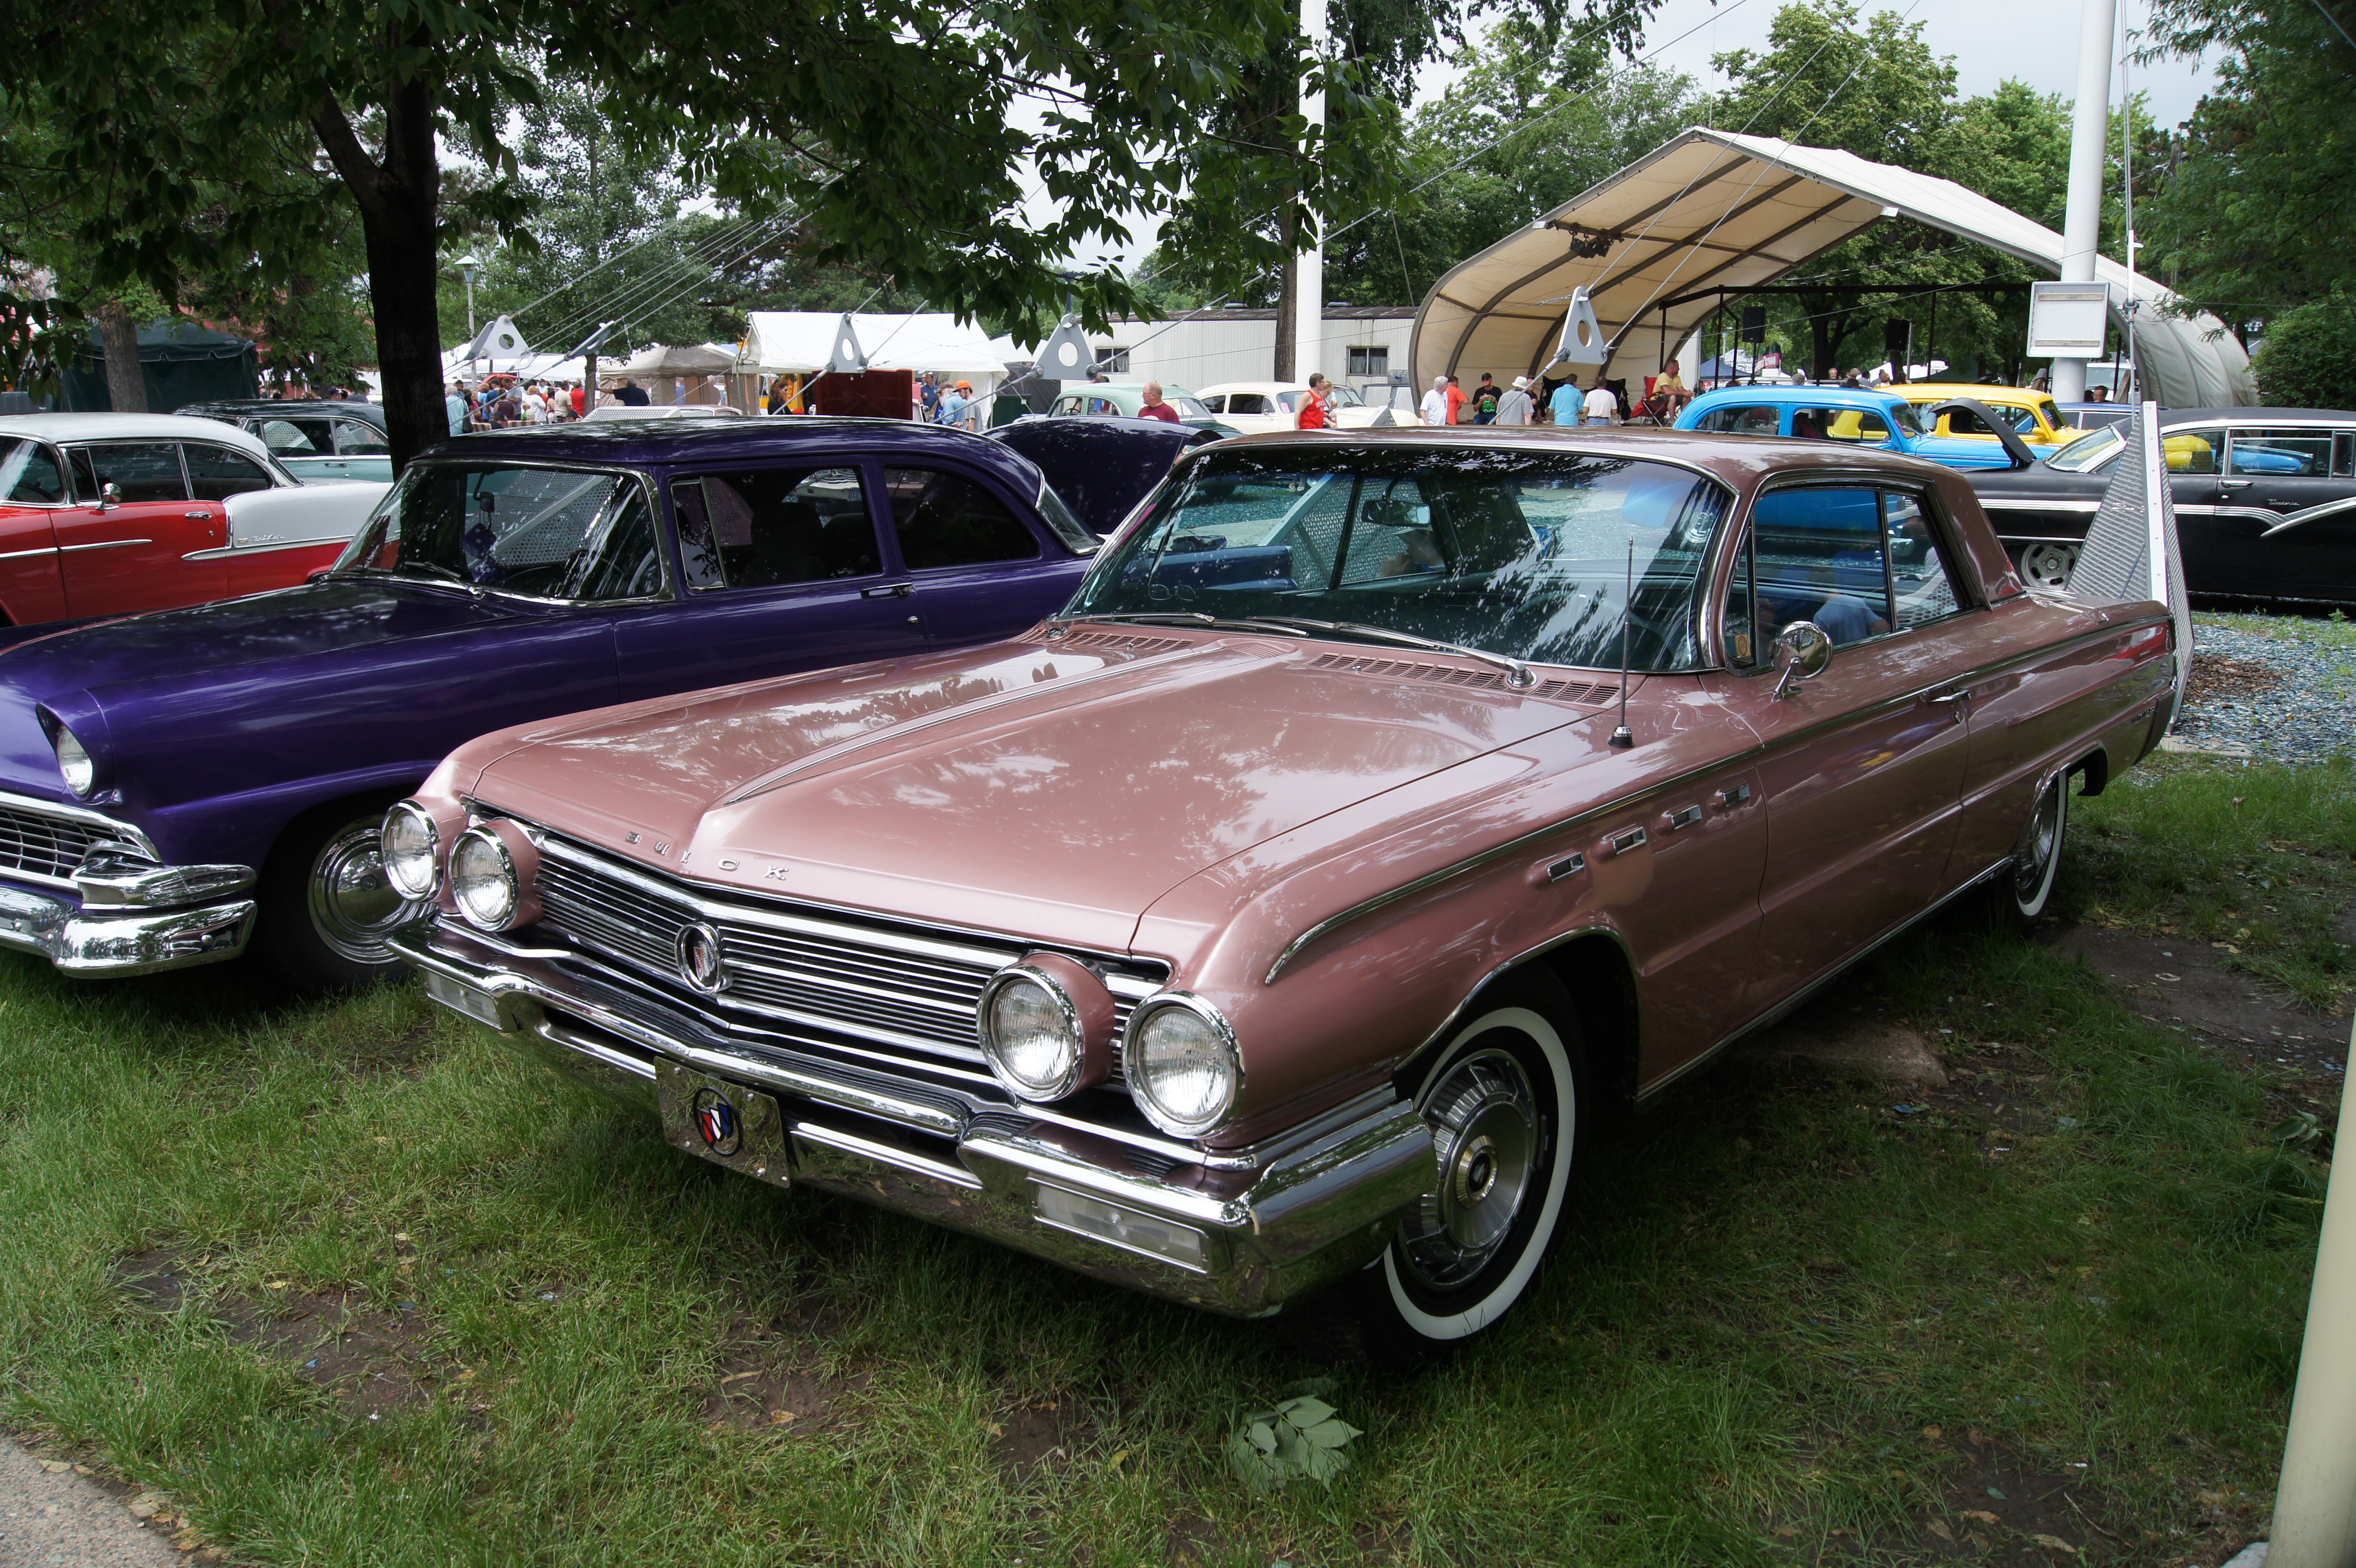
[1444,374,1467,426]
[1295,374,1333,429]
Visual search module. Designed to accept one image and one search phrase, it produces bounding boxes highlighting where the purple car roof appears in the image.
[416,416,1051,490]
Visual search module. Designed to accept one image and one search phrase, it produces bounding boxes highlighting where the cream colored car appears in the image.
[1196,381,1422,434]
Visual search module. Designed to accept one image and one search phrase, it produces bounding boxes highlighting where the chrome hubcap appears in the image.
[2013,785,2061,903]
[2017,542,2078,592]
[1400,1048,1540,1289]
[308,819,423,965]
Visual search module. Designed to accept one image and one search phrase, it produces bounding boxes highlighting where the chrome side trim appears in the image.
[2262,494,2356,536]
[1978,498,2101,515]
[181,535,350,561]
[56,538,153,553]
[0,545,59,561]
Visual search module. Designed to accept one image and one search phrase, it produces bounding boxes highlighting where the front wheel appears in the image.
[257,802,426,990]
[1291,974,1589,1359]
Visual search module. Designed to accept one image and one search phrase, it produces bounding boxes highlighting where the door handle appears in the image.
[184,510,213,520]
[2219,479,2253,491]
[861,582,914,599]
[1928,688,1972,708]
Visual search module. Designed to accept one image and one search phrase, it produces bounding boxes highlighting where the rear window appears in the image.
[671,467,879,590]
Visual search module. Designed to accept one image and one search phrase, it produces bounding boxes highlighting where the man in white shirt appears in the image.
[1493,376,1535,426]
[1420,377,1450,426]
[1582,381,1619,426]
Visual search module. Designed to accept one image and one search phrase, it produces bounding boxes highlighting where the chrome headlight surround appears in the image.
[380,800,442,900]
[51,723,96,798]
[447,819,541,932]
[977,953,1117,1103]
[1121,993,1244,1138]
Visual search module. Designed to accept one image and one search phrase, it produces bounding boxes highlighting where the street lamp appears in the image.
[456,254,482,339]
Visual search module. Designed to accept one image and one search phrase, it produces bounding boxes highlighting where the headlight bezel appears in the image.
[380,800,442,901]
[1121,993,1244,1138]
[51,723,96,798]
[976,953,1118,1103]
[447,818,541,932]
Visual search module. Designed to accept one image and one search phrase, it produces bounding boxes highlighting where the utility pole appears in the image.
[2051,0,2118,403]
[1291,0,1328,388]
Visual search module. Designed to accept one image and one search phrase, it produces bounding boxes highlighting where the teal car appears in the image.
[1675,385,2031,472]
[178,399,395,484]
[1045,381,1242,440]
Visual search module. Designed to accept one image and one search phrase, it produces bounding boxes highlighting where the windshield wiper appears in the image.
[1053,611,1310,637]
[1249,617,1537,688]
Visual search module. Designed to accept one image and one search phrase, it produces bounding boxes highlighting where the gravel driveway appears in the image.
[2174,615,2356,764]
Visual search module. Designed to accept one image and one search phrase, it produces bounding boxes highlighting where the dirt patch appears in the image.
[1736,1004,1950,1087]
[701,1349,869,1437]
[2185,654,2283,707]
[1887,1429,2125,1563]
[986,1393,1098,1479]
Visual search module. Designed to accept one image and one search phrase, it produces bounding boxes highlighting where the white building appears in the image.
[1090,306,1419,398]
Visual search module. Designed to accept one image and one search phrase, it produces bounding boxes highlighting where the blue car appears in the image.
[1676,385,2029,471]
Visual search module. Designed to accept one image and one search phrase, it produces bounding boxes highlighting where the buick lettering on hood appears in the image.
[387,427,2177,1350]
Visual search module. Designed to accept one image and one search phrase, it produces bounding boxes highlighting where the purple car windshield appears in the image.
[1073,445,1732,672]
[335,462,666,602]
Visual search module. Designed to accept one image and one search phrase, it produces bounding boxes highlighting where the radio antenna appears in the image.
[1609,537,1635,749]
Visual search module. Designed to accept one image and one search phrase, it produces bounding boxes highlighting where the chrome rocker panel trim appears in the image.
[394,920,1434,1317]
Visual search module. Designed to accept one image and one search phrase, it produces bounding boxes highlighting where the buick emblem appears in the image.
[691,1088,742,1157]
[676,922,727,993]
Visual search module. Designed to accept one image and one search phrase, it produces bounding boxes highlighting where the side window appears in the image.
[2163,428,2224,475]
[335,420,391,455]
[671,467,879,591]
[2227,428,2333,476]
[81,443,189,503]
[1749,486,1964,650]
[257,418,336,456]
[1229,393,1273,416]
[1196,395,1225,414]
[1051,396,1082,416]
[183,444,275,500]
[565,483,665,601]
[1722,525,1758,668]
[1802,407,1892,444]
[1693,404,1779,434]
[1883,492,1963,629]
[0,438,65,503]
[1939,404,2000,438]
[883,466,1040,569]
[2337,431,2355,479]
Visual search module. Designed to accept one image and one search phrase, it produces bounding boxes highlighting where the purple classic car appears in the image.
[0,417,1120,989]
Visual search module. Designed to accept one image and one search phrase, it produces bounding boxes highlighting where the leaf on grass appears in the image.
[1107,1448,1130,1472]
[1226,1394,1363,1491]
[1926,1519,1953,1541]
[1961,1510,2001,1524]
[718,1369,760,1385]
[2029,1533,2078,1553]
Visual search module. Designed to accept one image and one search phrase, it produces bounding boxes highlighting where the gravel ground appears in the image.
[0,1438,180,1568]
[2174,615,2356,763]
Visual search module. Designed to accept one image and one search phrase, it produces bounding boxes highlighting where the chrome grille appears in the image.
[0,802,105,885]
[529,838,1159,1075]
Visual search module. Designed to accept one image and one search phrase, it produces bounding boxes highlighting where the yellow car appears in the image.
[1891,384,2086,449]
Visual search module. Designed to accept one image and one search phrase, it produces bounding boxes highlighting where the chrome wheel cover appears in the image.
[2013,782,2063,905]
[2016,542,2078,592]
[1398,1048,1541,1289]
[307,819,423,965]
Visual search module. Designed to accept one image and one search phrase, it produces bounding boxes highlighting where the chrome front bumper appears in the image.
[0,869,256,976]
[392,920,1435,1318]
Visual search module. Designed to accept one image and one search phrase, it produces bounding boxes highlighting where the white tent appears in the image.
[1410,127,2256,408]
[441,346,587,383]
[736,312,1006,405]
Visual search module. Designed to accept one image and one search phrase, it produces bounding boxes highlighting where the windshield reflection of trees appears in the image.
[1081,449,1730,672]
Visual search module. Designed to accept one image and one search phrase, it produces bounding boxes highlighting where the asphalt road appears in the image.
[0,1439,179,1568]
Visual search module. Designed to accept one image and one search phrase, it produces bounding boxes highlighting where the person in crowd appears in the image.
[1582,378,1619,426]
[445,381,470,437]
[1445,374,1467,426]
[1471,374,1500,424]
[918,373,941,421]
[520,383,546,424]
[1547,376,1584,425]
[1493,375,1534,426]
[1294,374,1332,429]
[493,384,523,427]
[937,379,977,430]
[614,377,651,407]
[2088,385,2112,402]
[1420,376,1450,426]
[567,381,586,419]
[1651,361,1690,417]
[1136,381,1182,423]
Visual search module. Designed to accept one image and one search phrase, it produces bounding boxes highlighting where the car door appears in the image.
[183,441,301,596]
[2148,424,2235,591]
[2200,425,2356,601]
[612,461,930,701]
[56,442,228,614]
[0,436,69,625]
[1726,481,1978,1010]
[877,462,1079,648]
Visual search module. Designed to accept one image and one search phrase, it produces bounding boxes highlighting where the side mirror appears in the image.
[97,481,121,511]
[1772,620,1833,698]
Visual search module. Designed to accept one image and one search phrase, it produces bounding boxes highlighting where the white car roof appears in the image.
[0,413,276,460]
[1197,382,1310,397]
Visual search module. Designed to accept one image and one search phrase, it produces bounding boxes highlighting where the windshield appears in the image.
[2047,426,2124,473]
[1169,396,1211,419]
[333,462,666,601]
[1072,445,1733,671]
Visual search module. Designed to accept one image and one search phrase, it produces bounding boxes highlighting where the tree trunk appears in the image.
[99,301,147,413]
[1273,208,1299,383]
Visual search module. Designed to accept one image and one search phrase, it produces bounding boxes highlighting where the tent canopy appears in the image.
[1410,128,2255,408]
[737,313,1007,380]
[619,342,736,376]
[64,318,257,412]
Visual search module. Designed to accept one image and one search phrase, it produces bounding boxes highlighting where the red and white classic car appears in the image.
[0,414,389,627]
[386,427,2176,1350]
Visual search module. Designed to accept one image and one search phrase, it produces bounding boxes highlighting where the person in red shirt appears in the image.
[569,382,587,419]
[1135,381,1182,422]
[1444,374,1467,426]
[1295,373,1333,429]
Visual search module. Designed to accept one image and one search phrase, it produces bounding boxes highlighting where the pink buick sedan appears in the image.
[384,427,2176,1353]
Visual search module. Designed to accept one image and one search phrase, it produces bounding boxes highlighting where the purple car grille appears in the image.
[528,841,1157,1073]
[0,804,104,885]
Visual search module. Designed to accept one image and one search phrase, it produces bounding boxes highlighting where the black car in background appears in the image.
[1970,407,2356,601]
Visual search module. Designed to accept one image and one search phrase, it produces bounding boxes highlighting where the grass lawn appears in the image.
[0,756,2345,1567]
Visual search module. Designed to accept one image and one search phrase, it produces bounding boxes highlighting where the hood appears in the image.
[466,634,1603,952]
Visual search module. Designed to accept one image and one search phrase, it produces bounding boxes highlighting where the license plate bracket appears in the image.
[656,1063,793,1189]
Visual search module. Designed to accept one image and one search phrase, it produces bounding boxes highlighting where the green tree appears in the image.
[1,0,1347,467]
[2249,290,2356,405]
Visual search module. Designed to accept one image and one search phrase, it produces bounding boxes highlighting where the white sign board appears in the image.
[2027,281,2112,360]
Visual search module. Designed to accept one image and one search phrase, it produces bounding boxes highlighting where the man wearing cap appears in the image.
[1135,381,1181,423]
[937,379,977,430]
[1493,375,1534,426]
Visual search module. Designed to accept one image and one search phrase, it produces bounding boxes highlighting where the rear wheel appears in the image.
[257,801,425,990]
[1287,974,1589,1360]
[1996,774,2068,926]
[2011,541,2079,592]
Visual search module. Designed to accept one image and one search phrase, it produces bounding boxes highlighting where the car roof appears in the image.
[411,414,1054,487]
[1686,384,1905,407]
[178,399,387,425]
[1198,382,1309,395]
[1891,384,2048,401]
[1189,422,1961,487]
[1062,381,1198,396]
[0,413,277,455]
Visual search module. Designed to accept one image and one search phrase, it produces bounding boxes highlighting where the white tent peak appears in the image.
[1410,127,2255,408]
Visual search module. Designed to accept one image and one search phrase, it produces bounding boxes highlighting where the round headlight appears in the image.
[448,820,540,932]
[984,974,1081,1099]
[53,724,95,797]
[1124,997,1242,1136]
[380,801,441,900]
